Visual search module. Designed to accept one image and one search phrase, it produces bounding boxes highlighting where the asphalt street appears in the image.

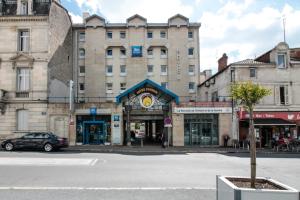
[0,150,299,200]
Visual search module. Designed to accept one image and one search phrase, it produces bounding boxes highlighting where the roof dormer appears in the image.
[126,14,147,27]
[168,14,189,27]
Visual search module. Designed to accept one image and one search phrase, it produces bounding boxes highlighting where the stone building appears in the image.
[198,42,300,147]
[0,0,72,139]
[71,13,215,146]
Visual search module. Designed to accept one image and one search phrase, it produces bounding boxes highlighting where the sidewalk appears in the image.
[64,145,299,154]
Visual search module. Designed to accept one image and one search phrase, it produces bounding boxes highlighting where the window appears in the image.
[161,82,168,89]
[230,70,235,82]
[106,83,113,93]
[188,82,195,93]
[147,65,154,75]
[188,65,195,75]
[120,83,126,93]
[17,109,28,131]
[147,48,153,56]
[188,48,194,56]
[161,48,167,57]
[20,1,28,15]
[278,85,289,105]
[79,48,85,59]
[79,32,85,42]
[107,31,112,39]
[17,68,30,91]
[188,31,193,39]
[277,54,286,69]
[120,48,126,57]
[19,30,29,52]
[161,65,167,75]
[120,65,126,76]
[106,65,113,76]
[160,31,166,38]
[212,91,219,102]
[79,83,85,91]
[120,31,126,39]
[106,48,113,57]
[250,68,256,78]
[147,31,153,39]
[79,66,85,75]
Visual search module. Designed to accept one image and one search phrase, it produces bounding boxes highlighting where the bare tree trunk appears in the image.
[249,107,256,188]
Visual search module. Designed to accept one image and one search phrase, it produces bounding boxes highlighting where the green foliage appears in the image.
[230,81,271,110]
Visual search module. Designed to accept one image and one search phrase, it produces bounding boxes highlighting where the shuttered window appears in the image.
[17,110,28,131]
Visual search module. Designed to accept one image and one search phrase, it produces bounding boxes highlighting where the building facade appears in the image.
[0,0,72,139]
[198,42,300,147]
[70,13,211,146]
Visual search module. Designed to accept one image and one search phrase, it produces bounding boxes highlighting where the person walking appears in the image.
[223,134,230,147]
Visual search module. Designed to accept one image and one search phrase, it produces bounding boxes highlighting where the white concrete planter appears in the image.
[217,175,299,200]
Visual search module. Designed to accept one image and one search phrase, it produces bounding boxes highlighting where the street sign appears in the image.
[164,117,172,127]
[90,107,97,115]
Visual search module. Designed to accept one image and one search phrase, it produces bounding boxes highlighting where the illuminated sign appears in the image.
[139,93,155,109]
[132,46,142,57]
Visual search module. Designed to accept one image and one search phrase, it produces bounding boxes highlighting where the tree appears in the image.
[231,82,271,188]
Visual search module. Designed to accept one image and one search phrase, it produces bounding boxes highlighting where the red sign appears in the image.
[238,111,300,121]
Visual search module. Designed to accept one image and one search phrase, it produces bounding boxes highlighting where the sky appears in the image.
[61,0,300,73]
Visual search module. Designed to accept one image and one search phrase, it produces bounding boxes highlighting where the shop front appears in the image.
[238,111,300,148]
[173,103,233,146]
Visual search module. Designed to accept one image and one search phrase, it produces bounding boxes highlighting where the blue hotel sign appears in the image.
[132,46,142,57]
[90,107,97,115]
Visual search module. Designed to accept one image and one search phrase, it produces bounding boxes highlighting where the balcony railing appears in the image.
[15,91,30,98]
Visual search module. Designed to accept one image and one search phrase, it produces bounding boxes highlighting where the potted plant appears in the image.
[217,82,299,200]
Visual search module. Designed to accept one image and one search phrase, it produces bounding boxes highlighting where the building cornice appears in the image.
[0,16,48,22]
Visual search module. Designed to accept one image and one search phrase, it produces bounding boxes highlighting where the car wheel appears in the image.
[5,142,14,151]
[44,143,53,152]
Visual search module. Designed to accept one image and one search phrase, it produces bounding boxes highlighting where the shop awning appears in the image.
[254,118,297,126]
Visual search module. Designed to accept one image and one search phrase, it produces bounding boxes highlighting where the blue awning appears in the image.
[116,79,179,104]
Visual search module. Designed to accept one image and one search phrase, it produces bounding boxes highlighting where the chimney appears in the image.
[82,12,90,21]
[218,53,228,71]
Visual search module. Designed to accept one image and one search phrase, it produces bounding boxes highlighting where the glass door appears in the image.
[83,122,106,144]
[191,123,201,145]
[200,123,212,145]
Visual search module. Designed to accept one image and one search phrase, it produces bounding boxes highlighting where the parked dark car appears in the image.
[1,132,68,152]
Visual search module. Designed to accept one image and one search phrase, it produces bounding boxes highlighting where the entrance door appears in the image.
[190,123,213,145]
[83,122,106,144]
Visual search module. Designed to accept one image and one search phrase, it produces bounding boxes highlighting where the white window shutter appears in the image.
[274,85,280,105]
[285,85,289,105]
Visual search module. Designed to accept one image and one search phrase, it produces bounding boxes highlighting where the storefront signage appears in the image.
[131,46,142,57]
[139,93,155,109]
[90,107,97,115]
[135,87,158,95]
[239,111,300,121]
[113,115,120,122]
[174,107,232,114]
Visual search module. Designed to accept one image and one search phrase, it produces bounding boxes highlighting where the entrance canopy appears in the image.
[116,79,179,106]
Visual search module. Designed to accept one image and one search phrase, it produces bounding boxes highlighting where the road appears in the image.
[0,150,299,200]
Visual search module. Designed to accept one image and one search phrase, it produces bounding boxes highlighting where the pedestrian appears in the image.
[223,134,230,147]
[161,133,166,148]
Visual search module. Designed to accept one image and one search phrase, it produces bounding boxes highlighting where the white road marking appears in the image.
[0,186,216,190]
[0,158,100,166]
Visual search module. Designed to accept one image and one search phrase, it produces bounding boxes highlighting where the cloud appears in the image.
[199,1,300,73]
[74,0,193,22]
[69,12,83,23]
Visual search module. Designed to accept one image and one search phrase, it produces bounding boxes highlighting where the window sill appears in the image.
[106,56,113,59]
[79,90,85,94]
[161,73,168,76]
[106,91,113,94]
[147,55,153,58]
[160,56,168,59]
[120,73,127,77]
[188,55,194,59]
[189,73,195,76]
[79,73,85,77]
[106,73,113,77]
[189,90,196,93]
